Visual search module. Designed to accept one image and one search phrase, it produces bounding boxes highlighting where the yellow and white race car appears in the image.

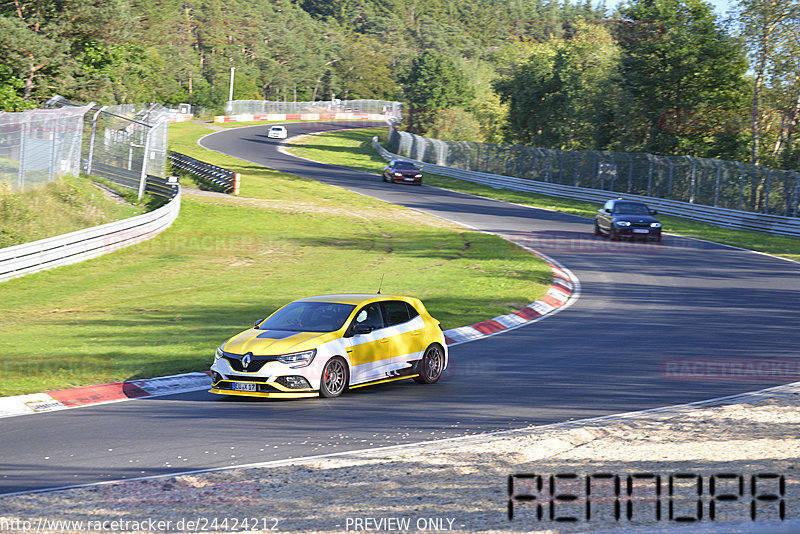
[210,294,448,398]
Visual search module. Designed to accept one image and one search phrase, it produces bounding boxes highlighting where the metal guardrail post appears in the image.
[737,161,746,211]
[138,125,153,201]
[713,159,721,207]
[18,119,26,190]
[86,106,106,176]
[765,169,771,214]
[49,115,59,182]
[666,158,674,197]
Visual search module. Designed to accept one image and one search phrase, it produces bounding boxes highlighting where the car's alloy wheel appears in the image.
[319,357,348,398]
[414,344,445,384]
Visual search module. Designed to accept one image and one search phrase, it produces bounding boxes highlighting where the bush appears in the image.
[428,108,484,142]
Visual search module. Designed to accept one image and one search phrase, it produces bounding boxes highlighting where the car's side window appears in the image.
[382,300,411,326]
[352,303,385,331]
[405,302,420,320]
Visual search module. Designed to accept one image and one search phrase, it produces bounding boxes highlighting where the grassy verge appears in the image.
[0,176,144,248]
[286,128,800,263]
[0,122,550,396]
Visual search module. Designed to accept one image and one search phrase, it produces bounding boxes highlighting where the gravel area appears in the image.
[1,382,798,533]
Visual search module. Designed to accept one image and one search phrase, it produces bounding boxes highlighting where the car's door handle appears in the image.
[380,338,390,343]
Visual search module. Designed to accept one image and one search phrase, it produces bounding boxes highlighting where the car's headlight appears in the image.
[415,174,422,178]
[651,222,662,228]
[394,172,403,176]
[616,221,631,227]
[276,349,317,368]
[215,346,223,361]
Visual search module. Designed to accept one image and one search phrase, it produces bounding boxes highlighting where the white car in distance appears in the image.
[268,125,288,139]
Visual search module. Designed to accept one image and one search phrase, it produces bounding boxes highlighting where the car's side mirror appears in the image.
[254,319,263,328]
[604,208,611,214]
[353,324,374,335]
[651,209,658,215]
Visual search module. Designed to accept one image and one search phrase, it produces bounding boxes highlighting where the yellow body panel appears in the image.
[211,293,447,399]
[224,329,335,356]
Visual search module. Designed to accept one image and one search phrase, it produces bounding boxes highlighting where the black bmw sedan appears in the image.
[595,198,662,242]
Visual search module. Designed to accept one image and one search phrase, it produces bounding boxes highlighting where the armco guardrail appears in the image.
[92,162,179,200]
[169,151,239,194]
[373,137,800,238]
[0,186,181,283]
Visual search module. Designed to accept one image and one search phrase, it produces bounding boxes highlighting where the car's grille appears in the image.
[222,353,277,372]
[225,375,270,383]
[631,222,651,228]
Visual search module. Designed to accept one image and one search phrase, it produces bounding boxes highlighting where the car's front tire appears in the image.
[608,226,619,241]
[594,221,602,236]
[319,357,349,398]
[414,344,445,384]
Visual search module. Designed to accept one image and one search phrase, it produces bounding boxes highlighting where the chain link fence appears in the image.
[0,105,92,191]
[226,99,402,119]
[0,97,173,199]
[388,125,800,218]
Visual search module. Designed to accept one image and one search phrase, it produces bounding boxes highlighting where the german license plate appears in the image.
[404,177,414,181]
[233,382,257,392]
[633,229,649,233]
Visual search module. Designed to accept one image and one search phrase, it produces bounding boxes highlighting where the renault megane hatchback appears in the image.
[210,294,448,398]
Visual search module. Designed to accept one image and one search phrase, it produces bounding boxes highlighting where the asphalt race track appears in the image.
[2,121,800,495]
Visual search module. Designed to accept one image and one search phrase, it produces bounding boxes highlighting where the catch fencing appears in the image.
[49,97,173,199]
[387,125,800,219]
[0,97,174,200]
[226,99,401,120]
[0,105,92,191]
[377,132,800,238]
[0,98,181,282]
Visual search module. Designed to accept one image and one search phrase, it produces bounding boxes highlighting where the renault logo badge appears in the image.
[242,353,252,369]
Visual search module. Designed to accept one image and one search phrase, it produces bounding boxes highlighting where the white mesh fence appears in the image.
[388,125,800,217]
[226,99,401,119]
[0,106,92,191]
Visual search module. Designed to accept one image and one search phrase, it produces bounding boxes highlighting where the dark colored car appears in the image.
[595,199,662,242]
[382,160,422,185]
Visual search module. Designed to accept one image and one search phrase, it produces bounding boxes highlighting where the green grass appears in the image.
[0,122,551,396]
[286,126,388,174]
[287,128,800,263]
[0,176,144,248]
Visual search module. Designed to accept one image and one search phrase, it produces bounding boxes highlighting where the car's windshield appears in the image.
[271,127,284,131]
[257,302,355,332]
[394,162,416,170]
[614,203,651,215]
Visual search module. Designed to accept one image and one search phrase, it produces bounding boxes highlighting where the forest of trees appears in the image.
[1,0,798,170]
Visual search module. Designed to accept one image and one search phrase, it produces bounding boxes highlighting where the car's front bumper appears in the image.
[391,176,422,184]
[209,359,320,398]
[616,228,661,240]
